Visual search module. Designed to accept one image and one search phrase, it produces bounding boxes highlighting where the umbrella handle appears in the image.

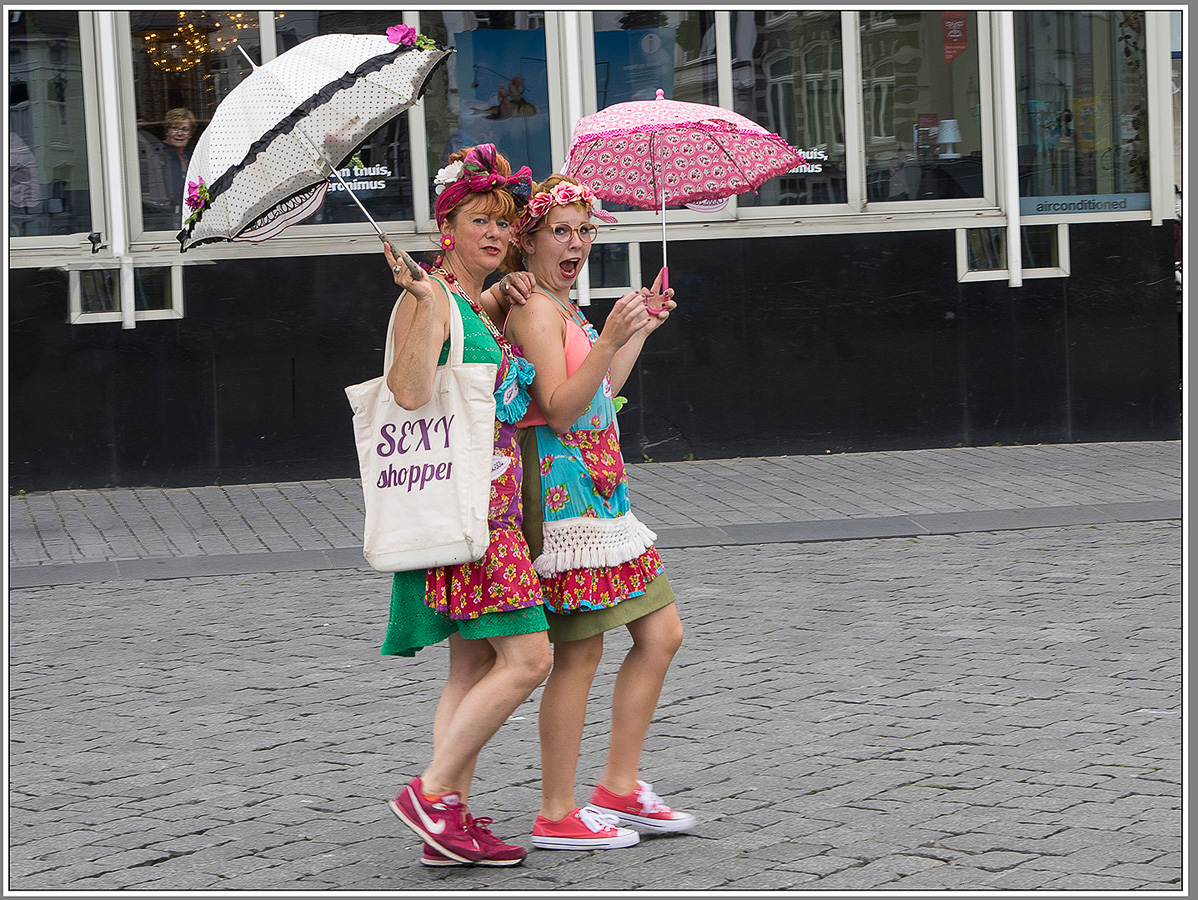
[661,266,669,294]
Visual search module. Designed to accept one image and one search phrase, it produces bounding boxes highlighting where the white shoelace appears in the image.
[634,780,668,815]
[578,805,621,833]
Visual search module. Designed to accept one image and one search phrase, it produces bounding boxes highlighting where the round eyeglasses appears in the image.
[540,222,599,243]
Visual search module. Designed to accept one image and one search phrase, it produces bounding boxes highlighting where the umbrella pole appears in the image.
[295,129,392,248]
[237,46,393,249]
[660,186,668,294]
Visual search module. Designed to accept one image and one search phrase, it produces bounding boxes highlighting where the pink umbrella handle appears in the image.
[662,266,669,294]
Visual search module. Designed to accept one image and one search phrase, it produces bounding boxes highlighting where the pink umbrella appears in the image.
[565,89,805,290]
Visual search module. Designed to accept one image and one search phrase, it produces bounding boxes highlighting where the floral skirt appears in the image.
[424,422,543,620]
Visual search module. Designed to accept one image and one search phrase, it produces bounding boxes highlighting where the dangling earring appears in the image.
[440,233,455,251]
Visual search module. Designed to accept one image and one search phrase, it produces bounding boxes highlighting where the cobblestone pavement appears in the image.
[8,519,1182,892]
[8,441,1181,586]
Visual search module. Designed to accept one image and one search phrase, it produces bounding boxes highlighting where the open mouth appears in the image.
[559,258,581,279]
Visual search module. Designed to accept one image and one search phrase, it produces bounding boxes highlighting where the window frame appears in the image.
[7,11,110,260]
[68,261,186,325]
[955,223,1071,283]
[6,9,1172,287]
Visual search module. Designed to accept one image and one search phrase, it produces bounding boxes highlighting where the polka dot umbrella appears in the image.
[178,26,450,252]
[564,89,806,290]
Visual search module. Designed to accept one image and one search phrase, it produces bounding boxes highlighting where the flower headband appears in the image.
[433,143,533,227]
[513,181,617,238]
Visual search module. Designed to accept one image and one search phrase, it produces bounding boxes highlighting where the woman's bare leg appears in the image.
[429,633,495,802]
[599,603,684,795]
[421,630,552,797]
[537,633,604,820]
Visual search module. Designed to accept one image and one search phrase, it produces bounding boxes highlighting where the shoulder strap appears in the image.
[381,277,461,377]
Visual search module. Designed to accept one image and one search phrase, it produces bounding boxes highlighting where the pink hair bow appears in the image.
[434,143,533,226]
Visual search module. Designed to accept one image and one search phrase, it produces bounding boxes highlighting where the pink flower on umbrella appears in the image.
[184,177,210,226]
[386,24,417,46]
[386,24,435,50]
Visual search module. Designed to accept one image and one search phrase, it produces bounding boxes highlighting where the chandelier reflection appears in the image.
[142,11,277,73]
[141,11,208,73]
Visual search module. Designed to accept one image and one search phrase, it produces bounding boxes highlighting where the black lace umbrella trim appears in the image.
[178,42,449,250]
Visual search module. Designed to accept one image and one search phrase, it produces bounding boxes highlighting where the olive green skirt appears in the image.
[518,427,676,644]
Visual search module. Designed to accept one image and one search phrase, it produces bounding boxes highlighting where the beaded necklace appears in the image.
[433,267,513,355]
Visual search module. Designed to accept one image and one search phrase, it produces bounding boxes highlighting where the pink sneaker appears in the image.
[388,777,482,863]
[531,806,639,850]
[419,815,526,867]
[589,780,695,833]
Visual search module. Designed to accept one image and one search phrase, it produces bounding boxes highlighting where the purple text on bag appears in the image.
[377,461,453,492]
[376,415,454,457]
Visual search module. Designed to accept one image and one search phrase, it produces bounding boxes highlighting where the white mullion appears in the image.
[841,11,866,213]
[1145,11,1174,226]
[714,11,738,220]
[975,12,998,206]
[544,11,570,171]
[257,11,278,63]
[78,12,110,257]
[404,10,432,230]
[996,12,1022,288]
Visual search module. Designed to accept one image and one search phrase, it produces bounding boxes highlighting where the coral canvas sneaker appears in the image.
[531,805,640,850]
[388,777,483,863]
[589,780,696,833]
[421,816,526,867]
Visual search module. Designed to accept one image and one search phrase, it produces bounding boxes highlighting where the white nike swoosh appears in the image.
[409,787,448,835]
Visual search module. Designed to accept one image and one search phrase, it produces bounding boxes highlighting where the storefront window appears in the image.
[732,11,846,207]
[589,12,717,215]
[8,11,93,237]
[418,11,550,214]
[131,10,261,232]
[860,11,984,203]
[275,11,416,225]
[593,12,717,108]
[1016,10,1150,216]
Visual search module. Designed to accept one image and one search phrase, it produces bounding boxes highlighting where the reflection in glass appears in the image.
[860,11,984,203]
[1021,225,1058,269]
[419,11,549,220]
[78,268,174,315]
[966,228,1006,271]
[133,267,173,311]
[276,12,415,224]
[131,10,261,232]
[590,12,717,215]
[80,270,119,314]
[732,11,846,207]
[593,12,717,108]
[1015,11,1149,205]
[8,10,92,236]
[588,243,631,289]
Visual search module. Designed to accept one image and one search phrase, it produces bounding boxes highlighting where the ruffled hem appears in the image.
[426,527,543,620]
[533,512,657,577]
[541,545,664,614]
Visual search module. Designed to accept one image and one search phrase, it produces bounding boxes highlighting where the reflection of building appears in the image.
[7,10,1181,492]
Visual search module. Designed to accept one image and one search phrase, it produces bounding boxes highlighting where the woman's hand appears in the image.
[383,241,435,305]
[642,267,676,333]
[598,289,653,350]
[489,270,537,315]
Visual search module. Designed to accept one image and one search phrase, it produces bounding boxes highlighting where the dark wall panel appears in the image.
[7,220,1180,492]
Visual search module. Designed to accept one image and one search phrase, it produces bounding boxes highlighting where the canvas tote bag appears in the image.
[345,289,497,572]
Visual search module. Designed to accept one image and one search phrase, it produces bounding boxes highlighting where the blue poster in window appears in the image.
[448,29,551,179]
[594,28,677,108]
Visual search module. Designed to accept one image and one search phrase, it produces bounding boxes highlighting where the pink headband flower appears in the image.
[513,181,617,238]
